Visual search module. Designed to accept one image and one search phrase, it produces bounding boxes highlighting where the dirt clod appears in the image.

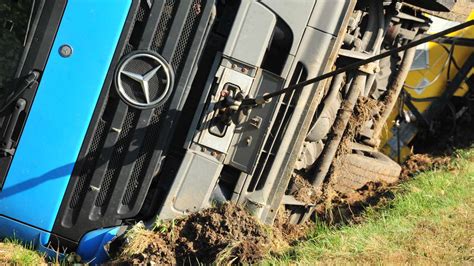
[291,175,320,204]
[273,208,312,244]
[339,97,382,158]
[401,154,452,179]
[118,203,287,265]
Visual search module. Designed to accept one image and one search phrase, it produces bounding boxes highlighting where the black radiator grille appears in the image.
[53,0,214,243]
[171,0,202,75]
[151,0,177,52]
[67,0,152,212]
[95,109,139,208]
[247,63,306,192]
[70,117,109,209]
[123,106,165,206]
[123,0,204,207]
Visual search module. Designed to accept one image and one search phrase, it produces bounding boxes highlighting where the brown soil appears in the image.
[401,154,452,180]
[316,95,437,225]
[315,182,394,225]
[339,97,382,157]
[316,97,388,224]
[431,0,474,22]
[118,203,288,265]
[273,208,312,244]
[116,76,472,265]
[351,97,382,136]
[291,175,320,204]
[405,1,473,22]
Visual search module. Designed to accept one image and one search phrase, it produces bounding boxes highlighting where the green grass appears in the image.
[268,149,474,264]
[0,239,46,265]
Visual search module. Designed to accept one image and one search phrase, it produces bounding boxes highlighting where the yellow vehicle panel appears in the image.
[381,11,474,162]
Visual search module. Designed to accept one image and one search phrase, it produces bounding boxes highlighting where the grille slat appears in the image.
[248,64,307,192]
[70,118,108,209]
[171,0,203,77]
[122,106,164,206]
[95,108,139,208]
[151,0,178,53]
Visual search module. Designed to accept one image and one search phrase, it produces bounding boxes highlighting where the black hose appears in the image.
[311,74,367,187]
[440,44,461,71]
[361,1,378,51]
[368,37,418,147]
[365,0,386,95]
[306,73,345,142]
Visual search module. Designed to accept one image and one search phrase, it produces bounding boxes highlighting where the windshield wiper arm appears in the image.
[0,71,39,114]
[0,71,40,157]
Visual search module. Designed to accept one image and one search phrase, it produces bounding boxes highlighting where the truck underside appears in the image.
[0,0,462,262]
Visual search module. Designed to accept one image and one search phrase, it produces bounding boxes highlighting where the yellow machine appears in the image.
[381,11,474,162]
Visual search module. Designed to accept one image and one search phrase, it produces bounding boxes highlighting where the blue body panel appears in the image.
[0,216,58,258]
[0,0,131,235]
[0,216,50,248]
[77,227,124,263]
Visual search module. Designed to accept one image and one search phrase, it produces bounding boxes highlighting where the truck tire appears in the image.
[333,150,401,194]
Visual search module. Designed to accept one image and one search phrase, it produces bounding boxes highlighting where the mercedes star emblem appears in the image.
[115,51,174,109]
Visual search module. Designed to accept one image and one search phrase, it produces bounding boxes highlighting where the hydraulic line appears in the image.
[367,37,418,147]
[307,6,380,183]
[360,1,378,51]
[306,73,345,142]
[307,2,383,143]
[311,74,367,187]
[365,0,386,95]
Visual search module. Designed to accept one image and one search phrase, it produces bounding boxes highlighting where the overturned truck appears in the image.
[0,0,456,262]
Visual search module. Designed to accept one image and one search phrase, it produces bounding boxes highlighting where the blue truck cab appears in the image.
[0,0,217,262]
[0,0,454,263]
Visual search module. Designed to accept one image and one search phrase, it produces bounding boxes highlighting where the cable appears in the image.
[407,95,440,102]
[441,44,461,71]
[396,91,405,164]
[446,101,457,136]
[240,20,474,107]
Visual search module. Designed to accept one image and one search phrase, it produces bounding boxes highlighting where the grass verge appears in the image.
[268,149,474,264]
[0,239,46,265]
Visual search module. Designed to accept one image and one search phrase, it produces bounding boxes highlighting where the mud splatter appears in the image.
[118,203,287,265]
[315,97,397,224]
[291,175,320,204]
[273,208,312,244]
[401,154,452,180]
[338,97,382,158]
